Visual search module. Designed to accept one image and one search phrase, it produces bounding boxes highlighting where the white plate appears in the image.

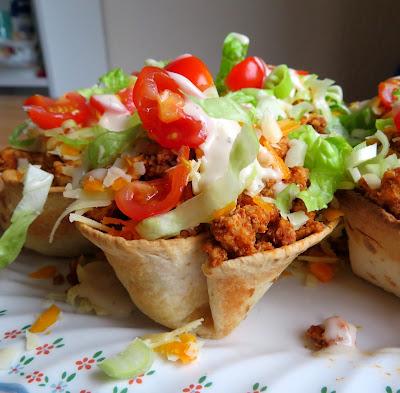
[1,250,400,393]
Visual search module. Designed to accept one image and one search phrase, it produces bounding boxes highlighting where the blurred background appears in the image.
[0,0,399,138]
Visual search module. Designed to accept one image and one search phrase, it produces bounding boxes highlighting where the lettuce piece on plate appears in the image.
[0,165,53,268]
[99,338,154,379]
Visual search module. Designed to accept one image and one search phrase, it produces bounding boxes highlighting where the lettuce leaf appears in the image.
[9,122,37,150]
[136,124,259,239]
[215,32,249,94]
[275,184,300,216]
[78,68,135,99]
[289,125,352,211]
[0,165,53,268]
[265,65,293,99]
[191,96,252,124]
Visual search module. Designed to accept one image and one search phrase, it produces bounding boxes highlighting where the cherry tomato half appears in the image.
[133,66,206,149]
[117,86,136,114]
[394,111,400,131]
[24,92,94,129]
[115,147,190,221]
[225,56,269,91]
[165,54,214,92]
[378,78,400,110]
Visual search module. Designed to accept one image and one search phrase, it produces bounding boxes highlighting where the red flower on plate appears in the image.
[75,356,96,371]
[36,343,54,355]
[26,371,44,383]
[129,374,144,384]
[183,384,203,393]
[80,390,91,393]
[3,329,22,339]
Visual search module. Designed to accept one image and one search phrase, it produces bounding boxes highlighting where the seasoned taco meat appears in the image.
[359,167,400,219]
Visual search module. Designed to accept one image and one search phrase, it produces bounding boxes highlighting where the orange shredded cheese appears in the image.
[212,201,236,219]
[277,119,300,135]
[82,177,105,192]
[252,196,275,213]
[154,333,198,364]
[308,262,335,283]
[60,144,80,157]
[30,304,61,333]
[29,265,58,279]
[195,148,204,158]
[111,177,129,191]
[323,208,344,222]
[260,137,291,180]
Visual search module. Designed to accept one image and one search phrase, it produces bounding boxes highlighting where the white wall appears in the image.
[102,0,400,101]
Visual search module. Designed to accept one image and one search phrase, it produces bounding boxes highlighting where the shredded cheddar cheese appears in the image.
[154,333,199,364]
[260,137,291,180]
[60,144,81,157]
[30,304,61,333]
[323,208,344,222]
[29,265,58,279]
[252,196,275,213]
[212,201,236,219]
[82,177,105,192]
[110,177,129,191]
[277,119,300,135]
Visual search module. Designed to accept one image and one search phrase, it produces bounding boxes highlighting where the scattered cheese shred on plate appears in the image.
[29,265,58,279]
[30,304,61,333]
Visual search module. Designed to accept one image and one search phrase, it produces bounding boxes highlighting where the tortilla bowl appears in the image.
[0,174,96,257]
[78,219,338,338]
[337,190,400,297]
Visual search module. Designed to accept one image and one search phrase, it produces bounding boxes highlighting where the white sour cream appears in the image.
[323,316,357,348]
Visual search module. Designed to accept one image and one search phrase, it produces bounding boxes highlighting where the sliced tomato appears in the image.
[117,86,136,114]
[24,92,94,129]
[378,78,400,110]
[296,69,309,76]
[225,56,269,91]
[394,111,400,131]
[133,66,206,149]
[115,147,190,221]
[165,54,214,92]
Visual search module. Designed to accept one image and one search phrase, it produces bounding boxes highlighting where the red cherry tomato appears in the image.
[378,78,400,110]
[24,92,94,129]
[133,66,206,149]
[394,111,400,131]
[115,147,190,221]
[165,54,214,92]
[117,86,136,114]
[225,56,269,91]
[296,69,309,76]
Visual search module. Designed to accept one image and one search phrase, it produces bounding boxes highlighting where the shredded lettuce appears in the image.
[376,117,394,131]
[85,116,143,169]
[340,105,376,134]
[9,122,37,150]
[78,68,135,99]
[144,58,170,68]
[136,124,259,239]
[289,125,352,211]
[53,125,106,148]
[275,184,300,216]
[265,65,293,99]
[225,88,272,107]
[99,338,154,379]
[215,32,249,93]
[191,96,252,124]
[0,165,53,268]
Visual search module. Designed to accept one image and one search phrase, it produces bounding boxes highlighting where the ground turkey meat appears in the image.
[305,325,328,350]
[274,136,290,158]
[291,198,324,240]
[141,148,177,180]
[359,167,400,219]
[0,147,72,186]
[210,203,271,258]
[301,114,327,134]
[285,166,309,190]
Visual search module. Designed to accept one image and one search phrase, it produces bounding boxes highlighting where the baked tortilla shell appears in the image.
[0,175,96,257]
[78,219,338,338]
[337,190,400,297]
